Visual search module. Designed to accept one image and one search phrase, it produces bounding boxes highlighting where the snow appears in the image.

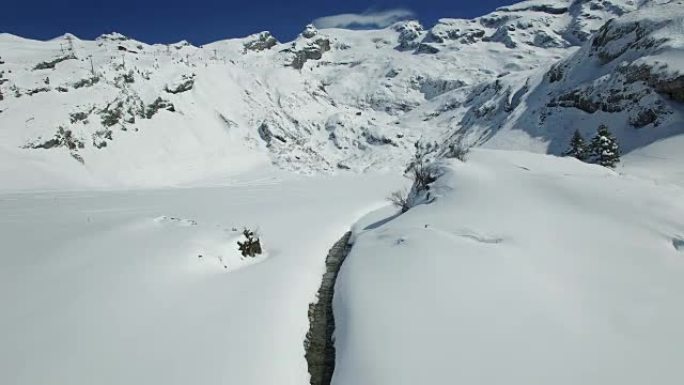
[621,133,684,187]
[335,149,684,385]
[1,1,683,384]
[0,171,405,385]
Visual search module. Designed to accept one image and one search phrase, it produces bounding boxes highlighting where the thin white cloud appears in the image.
[312,8,415,29]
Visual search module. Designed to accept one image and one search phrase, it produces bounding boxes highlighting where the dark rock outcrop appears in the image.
[27,126,84,152]
[243,32,278,52]
[290,38,331,69]
[591,19,669,64]
[302,24,318,39]
[415,43,440,54]
[165,74,195,94]
[394,21,424,50]
[257,122,287,144]
[145,97,175,118]
[33,54,77,71]
[621,64,684,102]
[304,232,352,385]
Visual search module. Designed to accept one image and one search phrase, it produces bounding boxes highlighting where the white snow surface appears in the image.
[1,1,683,384]
[335,149,684,385]
[0,170,405,385]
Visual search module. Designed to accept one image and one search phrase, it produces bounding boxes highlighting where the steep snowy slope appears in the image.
[0,33,272,189]
[419,0,684,167]
[335,149,684,385]
[498,0,684,151]
[0,0,654,190]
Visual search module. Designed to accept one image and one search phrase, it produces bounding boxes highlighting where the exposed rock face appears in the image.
[290,38,331,69]
[302,24,318,39]
[394,21,424,50]
[629,107,659,128]
[420,0,637,52]
[547,63,564,83]
[417,77,465,99]
[33,54,76,70]
[164,74,195,94]
[426,19,485,45]
[27,126,84,151]
[257,122,274,143]
[96,32,129,42]
[257,122,286,144]
[591,18,669,64]
[304,232,352,385]
[540,1,684,124]
[243,31,278,52]
[171,40,192,50]
[622,64,684,103]
[73,76,100,89]
[145,97,175,118]
[415,43,440,54]
[499,3,568,14]
[655,75,684,102]
[547,84,661,115]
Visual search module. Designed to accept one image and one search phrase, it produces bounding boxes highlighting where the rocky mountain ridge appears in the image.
[0,0,681,189]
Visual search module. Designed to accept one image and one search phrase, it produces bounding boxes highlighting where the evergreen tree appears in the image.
[589,124,620,168]
[564,129,588,161]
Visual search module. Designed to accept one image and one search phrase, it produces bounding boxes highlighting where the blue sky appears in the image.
[2,0,520,45]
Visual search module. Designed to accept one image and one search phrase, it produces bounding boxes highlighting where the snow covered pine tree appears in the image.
[589,124,620,168]
[564,129,589,161]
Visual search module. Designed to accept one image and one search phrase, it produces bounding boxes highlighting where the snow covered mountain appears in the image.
[435,0,684,156]
[2,2,684,385]
[3,0,681,190]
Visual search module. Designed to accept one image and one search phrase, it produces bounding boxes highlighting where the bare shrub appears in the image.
[410,153,437,193]
[387,189,411,213]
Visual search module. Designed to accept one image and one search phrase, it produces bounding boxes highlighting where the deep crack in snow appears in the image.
[304,232,352,385]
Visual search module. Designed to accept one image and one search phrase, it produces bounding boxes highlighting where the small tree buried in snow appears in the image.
[387,189,411,213]
[237,228,262,257]
[564,129,589,161]
[589,124,620,168]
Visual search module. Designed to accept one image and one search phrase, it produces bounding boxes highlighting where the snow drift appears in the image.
[335,149,684,385]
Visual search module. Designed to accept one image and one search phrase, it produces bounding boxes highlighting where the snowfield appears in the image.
[3,148,681,385]
[0,171,404,385]
[1,0,684,384]
[335,149,684,385]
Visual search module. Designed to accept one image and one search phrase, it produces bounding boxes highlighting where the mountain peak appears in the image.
[0,0,681,189]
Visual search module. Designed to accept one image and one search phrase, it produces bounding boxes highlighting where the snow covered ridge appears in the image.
[0,0,681,189]
[335,149,684,385]
[422,0,636,51]
[426,0,684,159]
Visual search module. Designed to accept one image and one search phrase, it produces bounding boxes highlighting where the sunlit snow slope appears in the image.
[0,171,405,385]
[336,149,684,385]
[4,0,682,190]
[1,1,683,385]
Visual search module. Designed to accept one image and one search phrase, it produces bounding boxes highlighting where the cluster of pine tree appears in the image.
[564,124,620,168]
